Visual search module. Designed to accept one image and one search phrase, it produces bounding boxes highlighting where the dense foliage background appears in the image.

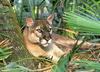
[0,0,100,72]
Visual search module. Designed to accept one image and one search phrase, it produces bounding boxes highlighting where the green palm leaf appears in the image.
[64,12,100,34]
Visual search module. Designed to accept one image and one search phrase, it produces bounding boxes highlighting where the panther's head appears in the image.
[25,15,54,47]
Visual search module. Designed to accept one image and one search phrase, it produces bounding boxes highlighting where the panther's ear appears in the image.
[26,18,34,27]
[47,14,54,25]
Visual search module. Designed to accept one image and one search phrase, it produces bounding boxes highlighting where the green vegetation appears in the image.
[0,0,100,72]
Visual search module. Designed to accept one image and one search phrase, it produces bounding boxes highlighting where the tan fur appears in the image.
[23,17,64,62]
[23,27,47,57]
[23,27,64,62]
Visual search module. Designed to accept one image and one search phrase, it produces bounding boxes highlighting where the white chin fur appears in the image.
[42,43,48,47]
[41,39,47,45]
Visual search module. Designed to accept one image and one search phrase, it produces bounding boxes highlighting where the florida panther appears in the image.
[23,15,64,62]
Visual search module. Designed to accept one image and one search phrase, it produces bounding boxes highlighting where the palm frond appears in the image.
[64,12,100,34]
[0,39,12,60]
[74,60,100,71]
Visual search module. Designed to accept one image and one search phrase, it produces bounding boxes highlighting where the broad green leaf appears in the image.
[74,60,100,70]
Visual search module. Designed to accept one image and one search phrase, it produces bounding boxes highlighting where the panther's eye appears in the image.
[36,29,42,33]
[48,27,52,32]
